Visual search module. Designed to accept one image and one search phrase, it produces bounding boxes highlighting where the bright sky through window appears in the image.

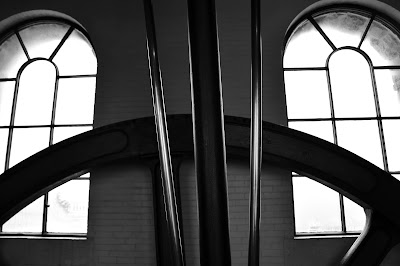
[0,21,96,235]
[284,9,400,235]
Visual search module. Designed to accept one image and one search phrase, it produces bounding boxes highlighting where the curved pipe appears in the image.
[1,114,400,264]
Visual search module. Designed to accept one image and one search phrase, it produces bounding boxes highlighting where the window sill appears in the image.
[294,233,360,240]
[0,233,87,240]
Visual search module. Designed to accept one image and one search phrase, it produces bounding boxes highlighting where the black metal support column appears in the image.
[151,159,186,266]
[187,1,232,265]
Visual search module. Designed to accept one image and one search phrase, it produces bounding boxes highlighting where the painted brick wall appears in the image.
[179,160,200,265]
[88,160,156,265]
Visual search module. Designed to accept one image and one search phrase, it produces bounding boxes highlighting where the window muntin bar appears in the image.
[19,23,70,59]
[284,19,333,68]
[314,12,370,49]
[360,19,400,66]
[0,34,28,79]
[53,29,97,75]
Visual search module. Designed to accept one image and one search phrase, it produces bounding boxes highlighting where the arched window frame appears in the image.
[0,15,97,237]
[283,3,400,236]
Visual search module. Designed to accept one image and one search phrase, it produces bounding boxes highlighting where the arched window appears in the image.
[0,18,97,235]
[284,6,400,235]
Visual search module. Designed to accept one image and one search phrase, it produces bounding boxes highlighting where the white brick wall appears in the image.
[88,160,156,265]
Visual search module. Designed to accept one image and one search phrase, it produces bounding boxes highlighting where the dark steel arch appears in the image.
[0,114,399,265]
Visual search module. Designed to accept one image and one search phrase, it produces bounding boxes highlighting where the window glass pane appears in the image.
[375,69,400,117]
[14,60,56,126]
[47,179,89,233]
[0,81,15,126]
[361,20,400,66]
[336,120,384,169]
[53,126,92,144]
[314,12,370,48]
[393,174,400,181]
[284,20,333,68]
[382,120,400,172]
[329,49,376,118]
[9,127,50,167]
[289,121,334,143]
[55,77,96,124]
[0,34,28,79]
[19,23,69,59]
[53,29,97,75]
[284,70,331,119]
[0,129,8,174]
[2,196,44,233]
[343,196,366,232]
[293,176,342,233]
[80,173,90,178]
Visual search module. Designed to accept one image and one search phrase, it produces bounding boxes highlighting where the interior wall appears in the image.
[0,0,399,265]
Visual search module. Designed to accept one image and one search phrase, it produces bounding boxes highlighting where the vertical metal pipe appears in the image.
[143,1,184,265]
[152,160,185,266]
[187,0,232,265]
[248,0,262,264]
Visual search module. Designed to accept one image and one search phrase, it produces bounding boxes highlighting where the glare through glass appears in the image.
[19,23,70,59]
[329,49,376,118]
[14,60,56,126]
[2,196,44,233]
[284,20,333,68]
[0,34,27,78]
[284,9,400,235]
[285,70,331,119]
[0,21,96,236]
[293,177,342,233]
[47,179,90,234]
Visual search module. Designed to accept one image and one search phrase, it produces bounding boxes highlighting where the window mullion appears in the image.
[44,69,60,235]
[49,76,60,146]
[326,68,338,145]
[42,193,49,234]
[308,17,336,51]
[49,27,74,61]
[15,31,30,60]
[358,14,375,49]
[327,66,348,233]
[4,76,22,171]
[59,74,97,79]
[374,66,400,70]
[339,194,347,233]
[370,66,389,172]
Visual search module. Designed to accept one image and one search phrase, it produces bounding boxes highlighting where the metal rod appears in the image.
[186,0,232,265]
[152,160,185,266]
[248,0,262,264]
[143,1,184,265]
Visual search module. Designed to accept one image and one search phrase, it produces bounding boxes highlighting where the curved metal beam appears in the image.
[1,114,400,265]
